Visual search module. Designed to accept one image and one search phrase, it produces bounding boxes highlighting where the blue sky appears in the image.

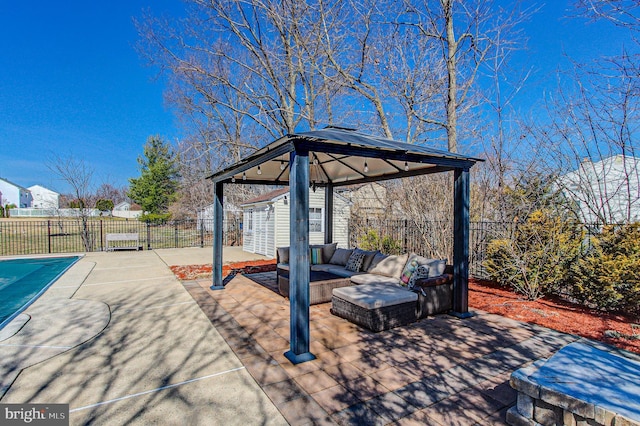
[0,1,630,194]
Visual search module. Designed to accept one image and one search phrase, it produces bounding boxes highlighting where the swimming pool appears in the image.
[0,256,80,330]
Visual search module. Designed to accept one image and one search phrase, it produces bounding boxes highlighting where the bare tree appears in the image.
[47,155,96,251]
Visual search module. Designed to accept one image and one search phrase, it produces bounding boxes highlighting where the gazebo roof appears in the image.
[208,126,483,187]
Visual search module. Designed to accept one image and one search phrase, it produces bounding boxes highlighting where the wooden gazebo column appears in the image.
[285,147,316,364]
[211,181,224,290]
[452,168,471,317]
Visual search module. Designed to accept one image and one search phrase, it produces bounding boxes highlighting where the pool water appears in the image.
[0,256,80,329]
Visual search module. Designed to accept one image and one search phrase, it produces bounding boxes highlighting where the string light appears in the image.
[364,161,369,173]
[257,165,262,175]
[313,155,319,165]
[242,172,246,181]
[231,176,236,183]
[404,161,409,171]
[280,161,286,170]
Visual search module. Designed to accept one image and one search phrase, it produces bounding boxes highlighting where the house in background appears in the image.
[559,155,640,223]
[112,201,143,219]
[241,187,351,259]
[0,178,32,208]
[28,185,59,209]
[337,182,404,219]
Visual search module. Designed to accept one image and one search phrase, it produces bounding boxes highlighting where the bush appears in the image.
[140,212,172,223]
[358,229,403,254]
[570,223,640,316]
[485,210,583,300]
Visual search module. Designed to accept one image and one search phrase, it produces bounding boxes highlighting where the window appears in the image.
[309,208,323,233]
[246,209,253,232]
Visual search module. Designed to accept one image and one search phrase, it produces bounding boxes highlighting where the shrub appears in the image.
[485,210,583,300]
[358,229,403,254]
[140,212,172,223]
[570,223,640,316]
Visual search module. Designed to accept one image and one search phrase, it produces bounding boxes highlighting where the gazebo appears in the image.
[207,126,482,364]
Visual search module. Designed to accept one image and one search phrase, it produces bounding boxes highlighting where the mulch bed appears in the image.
[469,278,640,354]
[170,261,640,354]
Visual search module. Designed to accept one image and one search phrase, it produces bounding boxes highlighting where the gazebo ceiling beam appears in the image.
[295,139,476,169]
[330,165,454,187]
[208,142,293,183]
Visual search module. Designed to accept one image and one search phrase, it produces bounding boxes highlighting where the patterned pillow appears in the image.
[310,247,324,265]
[400,256,421,284]
[345,250,366,272]
[408,265,430,290]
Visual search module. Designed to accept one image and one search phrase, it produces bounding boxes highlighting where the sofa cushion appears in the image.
[277,263,290,271]
[368,253,409,279]
[326,266,363,278]
[366,252,388,272]
[332,283,417,309]
[311,263,334,272]
[277,247,290,264]
[311,243,337,264]
[350,273,400,286]
[345,250,366,272]
[329,248,353,266]
[422,259,447,277]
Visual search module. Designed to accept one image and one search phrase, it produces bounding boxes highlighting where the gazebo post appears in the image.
[210,181,224,290]
[324,183,334,244]
[285,148,316,364]
[452,168,472,317]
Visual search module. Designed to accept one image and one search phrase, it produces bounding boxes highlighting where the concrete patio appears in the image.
[0,248,590,425]
[185,272,582,425]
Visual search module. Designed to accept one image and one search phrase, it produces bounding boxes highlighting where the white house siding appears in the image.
[0,178,32,208]
[28,185,59,209]
[244,187,351,259]
[560,155,640,223]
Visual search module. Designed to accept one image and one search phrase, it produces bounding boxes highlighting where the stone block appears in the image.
[534,400,562,426]
[595,406,615,426]
[564,410,577,426]
[540,385,595,419]
[613,414,640,426]
[506,406,538,426]
[511,365,541,399]
[517,393,534,418]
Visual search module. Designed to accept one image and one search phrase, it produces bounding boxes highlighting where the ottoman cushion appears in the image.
[332,283,417,310]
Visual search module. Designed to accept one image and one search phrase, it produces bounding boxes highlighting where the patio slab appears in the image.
[0,251,286,426]
[188,272,586,425]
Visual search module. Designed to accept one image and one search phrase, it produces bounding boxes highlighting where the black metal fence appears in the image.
[0,217,514,279]
[0,218,243,256]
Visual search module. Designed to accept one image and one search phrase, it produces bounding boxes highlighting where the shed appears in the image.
[241,187,350,259]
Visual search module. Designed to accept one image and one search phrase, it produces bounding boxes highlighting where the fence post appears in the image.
[147,222,151,250]
[174,222,179,248]
[47,220,52,254]
[100,219,104,252]
[200,219,204,248]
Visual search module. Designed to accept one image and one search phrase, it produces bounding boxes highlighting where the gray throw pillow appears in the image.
[329,248,353,266]
[277,247,290,264]
[368,253,409,279]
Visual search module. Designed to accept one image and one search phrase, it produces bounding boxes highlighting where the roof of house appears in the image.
[0,177,31,192]
[242,188,290,205]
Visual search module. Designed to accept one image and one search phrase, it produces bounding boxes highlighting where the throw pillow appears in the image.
[366,252,388,272]
[359,249,380,272]
[421,258,447,277]
[345,250,366,272]
[368,253,409,279]
[277,247,290,264]
[329,248,354,266]
[408,265,430,290]
[310,247,324,265]
[400,254,421,284]
[320,242,338,264]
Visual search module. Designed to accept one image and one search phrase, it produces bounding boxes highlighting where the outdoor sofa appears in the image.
[276,243,453,331]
